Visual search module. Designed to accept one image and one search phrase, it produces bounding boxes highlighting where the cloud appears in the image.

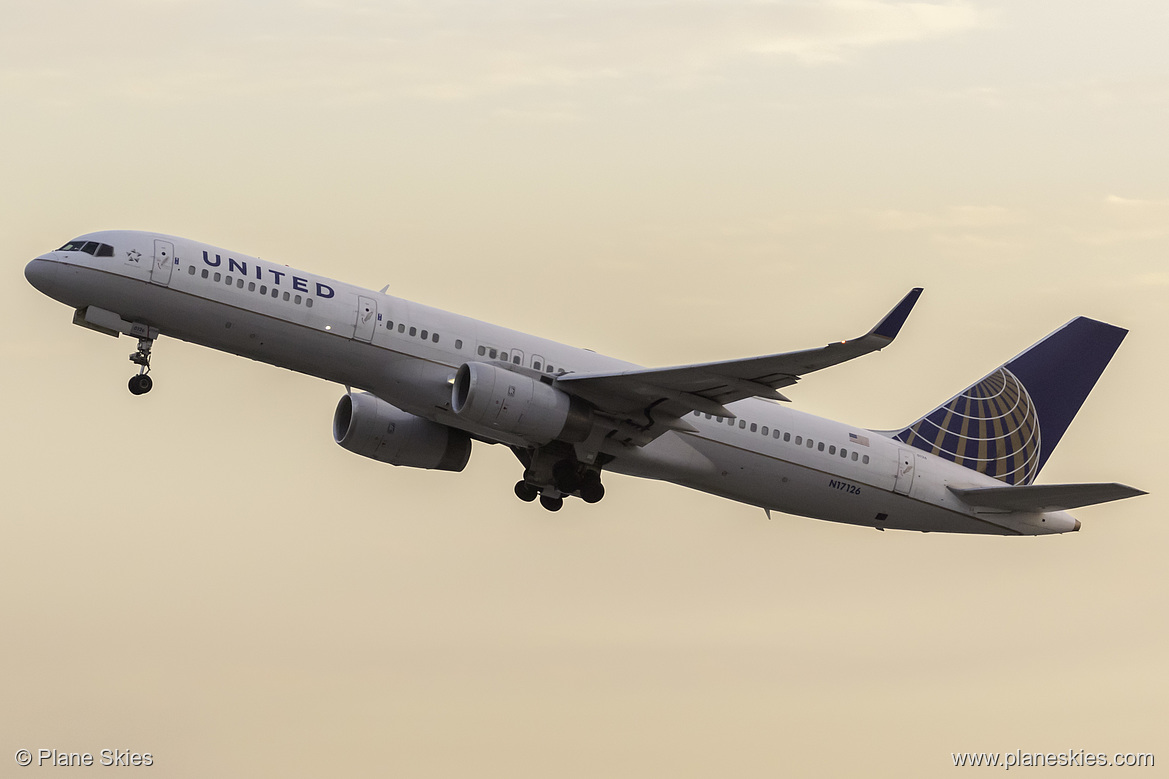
[863,205,1022,232]
[1105,194,1169,207]
[0,1,991,107]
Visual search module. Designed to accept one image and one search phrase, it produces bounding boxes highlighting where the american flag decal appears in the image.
[849,432,870,447]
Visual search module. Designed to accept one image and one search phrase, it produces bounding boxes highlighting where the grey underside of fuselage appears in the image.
[605,428,1020,535]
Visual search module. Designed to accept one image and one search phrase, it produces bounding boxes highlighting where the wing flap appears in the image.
[948,483,1146,512]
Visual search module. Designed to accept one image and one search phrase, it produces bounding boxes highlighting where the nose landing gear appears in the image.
[127,335,155,395]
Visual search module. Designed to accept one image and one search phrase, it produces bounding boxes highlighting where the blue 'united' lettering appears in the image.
[201,250,335,299]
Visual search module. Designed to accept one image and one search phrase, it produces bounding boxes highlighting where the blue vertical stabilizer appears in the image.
[890,317,1127,485]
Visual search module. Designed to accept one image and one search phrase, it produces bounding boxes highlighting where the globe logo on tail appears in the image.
[895,368,1041,486]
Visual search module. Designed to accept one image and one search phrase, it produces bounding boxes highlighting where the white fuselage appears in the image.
[26,230,1079,535]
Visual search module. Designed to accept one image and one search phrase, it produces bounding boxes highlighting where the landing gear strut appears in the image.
[127,335,155,395]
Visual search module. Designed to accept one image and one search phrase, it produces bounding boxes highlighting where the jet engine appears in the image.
[333,392,471,471]
[451,361,592,444]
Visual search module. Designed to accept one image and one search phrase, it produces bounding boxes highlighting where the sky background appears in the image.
[3,1,1166,776]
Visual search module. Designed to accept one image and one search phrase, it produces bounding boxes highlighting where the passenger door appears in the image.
[894,448,916,496]
[354,296,377,342]
[150,239,175,286]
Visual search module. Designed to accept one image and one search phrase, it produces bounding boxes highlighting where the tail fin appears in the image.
[890,317,1127,485]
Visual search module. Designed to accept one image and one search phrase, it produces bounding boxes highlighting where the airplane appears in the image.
[24,230,1145,535]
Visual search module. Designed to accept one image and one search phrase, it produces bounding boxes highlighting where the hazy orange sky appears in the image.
[4,1,1166,776]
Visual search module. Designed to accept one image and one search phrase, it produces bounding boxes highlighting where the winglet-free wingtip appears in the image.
[870,287,923,341]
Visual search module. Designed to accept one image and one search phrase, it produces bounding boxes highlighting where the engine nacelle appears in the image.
[451,362,592,444]
[333,392,471,472]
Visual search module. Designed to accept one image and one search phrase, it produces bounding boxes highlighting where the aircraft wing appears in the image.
[555,288,922,438]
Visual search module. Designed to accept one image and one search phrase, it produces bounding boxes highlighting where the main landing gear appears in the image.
[513,454,606,512]
[127,335,155,395]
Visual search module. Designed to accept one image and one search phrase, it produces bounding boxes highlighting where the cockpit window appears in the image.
[58,239,114,257]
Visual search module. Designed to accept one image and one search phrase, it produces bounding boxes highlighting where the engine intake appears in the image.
[333,392,471,472]
[451,362,592,444]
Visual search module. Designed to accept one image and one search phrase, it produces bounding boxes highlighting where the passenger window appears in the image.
[248,282,255,292]
[202,269,209,279]
[716,416,723,423]
[271,288,279,298]
[840,448,846,458]
[478,346,486,356]
[432,333,439,343]
[761,426,768,436]
[398,324,405,333]
[409,327,417,337]
[533,361,542,371]
[295,295,302,304]
[489,348,498,359]
[750,423,757,433]
[306,299,313,308]
[260,285,267,294]
[546,365,554,373]
[226,275,232,285]
[784,433,790,442]
[807,440,814,449]
[795,436,802,445]
[237,279,244,289]
[283,291,290,301]
[513,355,521,365]
[386,321,393,330]
[862,455,870,465]
[851,452,858,461]
[421,330,428,340]
[188,266,196,275]
[214,272,221,282]
[818,442,825,452]
[829,445,836,455]
[500,352,509,362]
[455,339,463,349]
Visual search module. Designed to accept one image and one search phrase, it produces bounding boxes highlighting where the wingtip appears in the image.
[870,287,923,340]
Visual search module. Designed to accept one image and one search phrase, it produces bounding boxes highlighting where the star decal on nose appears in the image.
[127,249,142,263]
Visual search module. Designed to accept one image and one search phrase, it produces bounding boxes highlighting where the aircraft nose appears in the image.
[24,257,57,295]
[1073,519,1081,532]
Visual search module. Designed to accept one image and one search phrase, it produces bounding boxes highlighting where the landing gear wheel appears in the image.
[128,334,156,396]
[514,481,539,502]
[576,470,605,503]
[552,460,582,494]
[539,495,564,512]
[582,479,607,502]
[128,374,153,395]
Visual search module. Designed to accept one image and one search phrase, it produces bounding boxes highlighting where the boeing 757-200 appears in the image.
[25,231,1145,534]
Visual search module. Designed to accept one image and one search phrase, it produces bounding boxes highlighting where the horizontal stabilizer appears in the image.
[948,483,1146,512]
